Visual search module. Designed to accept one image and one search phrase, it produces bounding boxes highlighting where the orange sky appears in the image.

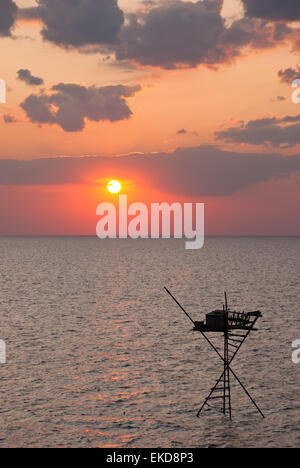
[1,0,300,235]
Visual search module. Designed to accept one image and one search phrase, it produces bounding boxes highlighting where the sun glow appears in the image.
[107,180,122,194]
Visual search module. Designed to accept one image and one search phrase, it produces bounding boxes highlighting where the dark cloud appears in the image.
[3,114,17,124]
[278,66,300,85]
[12,0,298,70]
[112,0,228,68]
[0,146,300,198]
[37,0,124,48]
[108,0,292,69]
[20,82,140,132]
[215,115,300,147]
[0,0,18,36]
[21,93,55,125]
[176,128,199,136]
[17,69,44,86]
[17,7,40,21]
[242,0,300,21]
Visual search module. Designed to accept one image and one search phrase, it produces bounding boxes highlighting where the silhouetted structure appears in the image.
[164,288,265,420]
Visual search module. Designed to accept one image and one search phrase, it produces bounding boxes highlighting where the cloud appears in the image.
[17,69,44,86]
[176,128,199,136]
[20,82,140,132]
[17,7,40,21]
[278,66,300,84]
[1,146,300,197]
[11,0,298,70]
[242,0,300,21]
[105,0,294,69]
[37,0,124,47]
[215,115,300,147]
[3,114,17,124]
[0,0,18,36]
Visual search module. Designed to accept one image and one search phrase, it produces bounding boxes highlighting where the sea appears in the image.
[0,236,299,448]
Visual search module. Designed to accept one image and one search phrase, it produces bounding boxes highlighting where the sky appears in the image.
[0,0,300,235]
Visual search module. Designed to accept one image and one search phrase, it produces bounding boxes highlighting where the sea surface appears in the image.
[0,237,299,448]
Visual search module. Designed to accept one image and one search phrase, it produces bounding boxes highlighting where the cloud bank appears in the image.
[8,0,298,71]
[108,0,292,69]
[20,82,140,132]
[1,146,300,197]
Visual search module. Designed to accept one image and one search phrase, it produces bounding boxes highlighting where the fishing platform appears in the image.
[194,308,262,333]
[164,288,265,420]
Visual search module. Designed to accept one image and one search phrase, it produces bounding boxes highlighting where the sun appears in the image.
[107,180,122,194]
